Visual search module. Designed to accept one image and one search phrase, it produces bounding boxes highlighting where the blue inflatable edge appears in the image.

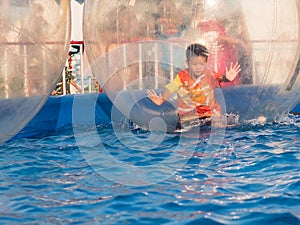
[10,92,300,140]
[12,93,122,140]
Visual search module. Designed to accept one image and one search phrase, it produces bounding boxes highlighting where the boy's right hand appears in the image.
[147,90,164,106]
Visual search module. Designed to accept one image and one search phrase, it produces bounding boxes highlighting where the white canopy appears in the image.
[71,0,83,41]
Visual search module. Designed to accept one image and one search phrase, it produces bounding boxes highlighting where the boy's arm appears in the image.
[148,75,181,106]
[147,89,172,106]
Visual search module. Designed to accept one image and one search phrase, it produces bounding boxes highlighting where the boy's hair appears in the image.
[186,43,209,61]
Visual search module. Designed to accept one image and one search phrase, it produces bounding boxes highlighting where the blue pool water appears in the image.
[0,118,300,225]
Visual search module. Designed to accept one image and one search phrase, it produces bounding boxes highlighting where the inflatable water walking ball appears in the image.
[84,0,300,130]
[0,0,71,144]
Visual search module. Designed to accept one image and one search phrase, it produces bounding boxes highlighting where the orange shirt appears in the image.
[166,69,222,118]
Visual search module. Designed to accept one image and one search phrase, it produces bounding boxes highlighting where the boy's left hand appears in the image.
[225,62,241,81]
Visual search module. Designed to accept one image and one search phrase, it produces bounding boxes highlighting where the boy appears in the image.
[147,43,240,125]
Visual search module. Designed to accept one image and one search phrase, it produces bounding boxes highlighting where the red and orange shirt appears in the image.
[165,68,222,118]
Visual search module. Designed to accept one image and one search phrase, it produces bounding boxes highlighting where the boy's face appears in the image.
[187,55,207,77]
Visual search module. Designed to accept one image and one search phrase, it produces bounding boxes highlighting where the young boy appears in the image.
[147,43,241,125]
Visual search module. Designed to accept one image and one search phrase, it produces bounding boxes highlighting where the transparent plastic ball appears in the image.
[84,0,300,129]
[0,0,71,144]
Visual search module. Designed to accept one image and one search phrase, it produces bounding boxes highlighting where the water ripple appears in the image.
[0,124,299,224]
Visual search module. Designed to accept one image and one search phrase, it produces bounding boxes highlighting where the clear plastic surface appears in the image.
[0,0,71,144]
[84,0,300,125]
